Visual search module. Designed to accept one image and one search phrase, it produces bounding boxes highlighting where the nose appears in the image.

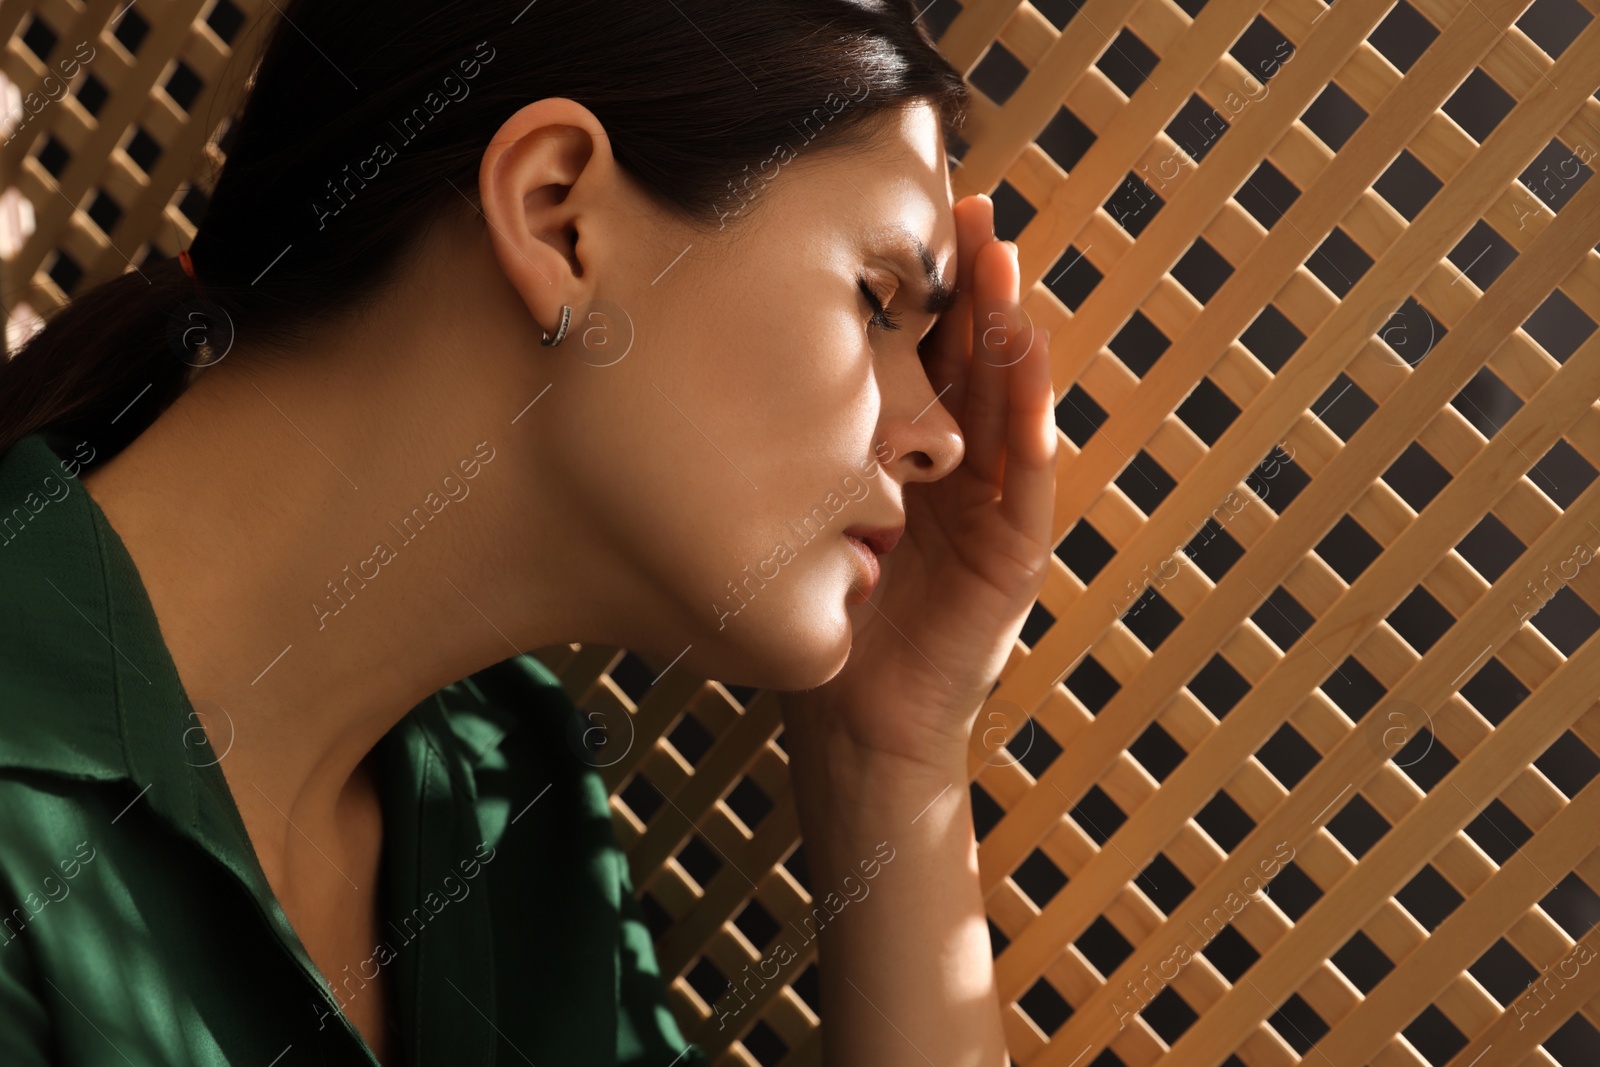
[876,380,965,484]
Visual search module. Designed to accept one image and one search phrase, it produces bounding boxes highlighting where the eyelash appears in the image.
[857,275,902,332]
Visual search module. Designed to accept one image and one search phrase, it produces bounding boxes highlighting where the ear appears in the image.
[478,97,608,339]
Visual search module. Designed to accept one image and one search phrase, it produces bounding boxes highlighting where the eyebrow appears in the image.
[878,226,957,317]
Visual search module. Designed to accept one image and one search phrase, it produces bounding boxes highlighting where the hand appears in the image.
[780,194,1057,774]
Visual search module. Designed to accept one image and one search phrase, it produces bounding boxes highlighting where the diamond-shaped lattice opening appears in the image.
[176,185,210,226]
[1190,654,1251,722]
[1018,977,1074,1036]
[36,135,70,178]
[1137,851,1193,914]
[1449,362,1524,444]
[112,7,151,53]
[1463,797,1533,866]
[1460,656,1528,727]
[733,896,780,951]
[1104,172,1165,238]
[1521,138,1596,217]
[1266,860,1321,923]
[1075,914,1134,977]
[1368,0,1439,73]
[1317,514,1383,585]
[86,189,122,236]
[21,15,58,61]
[1249,442,1308,516]
[1123,589,1182,650]
[1166,93,1231,166]
[1443,68,1517,144]
[740,1018,788,1066]
[1129,721,1187,785]
[48,250,83,296]
[163,59,205,112]
[619,772,665,825]
[675,834,723,890]
[1230,14,1295,86]
[1013,847,1069,908]
[1095,28,1161,99]
[609,650,656,702]
[724,776,773,832]
[1373,295,1447,370]
[1143,984,1199,1044]
[1300,80,1366,152]
[1528,585,1600,656]
[1533,731,1600,801]
[1171,236,1234,305]
[686,955,729,1006]
[1256,721,1320,791]
[1175,376,1239,445]
[1453,509,1524,585]
[1385,583,1457,657]
[1239,302,1304,373]
[1307,226,1373,298]
[1063,653,1120,717]
[1529,438,1597,511]
[1114,447,1175,515]
[75,73,109,117]
[1545,1013,1600,1064]
[1375,149,1442,222]
[1193,921,1261,987]
[1185,516,1244,584]
[1516,0,1593,61]
[207,0,248,44]
[991,178,1035,241]
[1038,105,1096,172]
[1325,792,1390,860]
[1524,288,1597,364]
[1021,600,1056,648]
[1331,928,1395,995]
[1312,369,1376,441]
[1010,715,1063,780]
[1467,937,1536,1005]
[1248,585,1317,658]
[1401,1003,1468,1065]
[1446,219,1519,291]
[969,40,1029,107]
[1108,310,1171,378]
[1056,517,1115,582]
[123,126,162,174]
[1396,863,1464,932]
[1266,991,1331,1054]
[668,711,716,766]
[1046,243,1101,311]
[1072,784,1127,846]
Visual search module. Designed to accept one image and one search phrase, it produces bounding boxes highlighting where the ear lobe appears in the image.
[477,97,604,319]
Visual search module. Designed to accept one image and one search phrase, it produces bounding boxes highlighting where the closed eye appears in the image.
[858,276,902,332]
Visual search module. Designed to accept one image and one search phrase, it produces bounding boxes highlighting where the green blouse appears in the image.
[0,432,709,1066]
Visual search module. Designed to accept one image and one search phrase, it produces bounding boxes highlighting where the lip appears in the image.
[842,523,904,557]
[843,535,881,603]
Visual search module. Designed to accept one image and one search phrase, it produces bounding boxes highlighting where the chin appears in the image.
[702,591,855,693]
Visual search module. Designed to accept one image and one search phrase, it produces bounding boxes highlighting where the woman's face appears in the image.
[494,102,964,692]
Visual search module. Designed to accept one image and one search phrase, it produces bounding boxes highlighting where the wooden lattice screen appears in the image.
[5,1,1600,1066]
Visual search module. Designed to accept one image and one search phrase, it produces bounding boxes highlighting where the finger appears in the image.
[1000,327,1058,545]
[922,195,994,427]
[962,238,1022,486]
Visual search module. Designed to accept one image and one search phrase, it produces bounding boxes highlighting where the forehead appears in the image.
[830,106,958,266]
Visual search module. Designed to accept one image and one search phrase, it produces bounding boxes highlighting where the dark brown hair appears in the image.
[1,0,968,463]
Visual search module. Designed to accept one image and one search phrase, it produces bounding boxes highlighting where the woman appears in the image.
[0,1,1055,1064]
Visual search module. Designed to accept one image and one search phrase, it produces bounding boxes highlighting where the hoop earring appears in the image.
[541,305,573,347]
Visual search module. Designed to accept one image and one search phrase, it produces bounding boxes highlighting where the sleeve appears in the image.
[614,851,713,1067]
[0,918,57,1065]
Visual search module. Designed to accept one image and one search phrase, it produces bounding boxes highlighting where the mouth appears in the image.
[841,523,903,603]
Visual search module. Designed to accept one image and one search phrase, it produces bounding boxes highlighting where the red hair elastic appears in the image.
[179,248,197,280]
